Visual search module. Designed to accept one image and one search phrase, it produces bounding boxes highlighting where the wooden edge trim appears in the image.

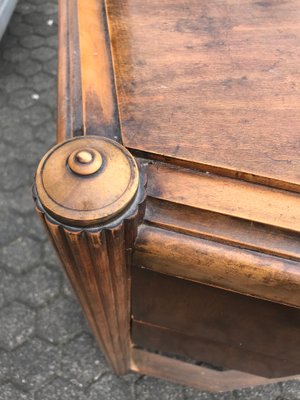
[130,348,300,393]
[145,162,300,233]
[134,225,300,309]
[57,0,121,142]
[145,197,300,262]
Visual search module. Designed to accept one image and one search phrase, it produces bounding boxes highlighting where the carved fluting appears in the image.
[33,136,146,375]
[34,181,146,374]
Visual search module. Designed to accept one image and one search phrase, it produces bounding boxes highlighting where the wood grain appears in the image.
[34,184,145,374]
[107,0,300,192]
[57,0,120,142]
[134,225,300,308]
[145,198,300,261]
[130,348,300,393]
[132,266,300,377]
[145,162,300,233]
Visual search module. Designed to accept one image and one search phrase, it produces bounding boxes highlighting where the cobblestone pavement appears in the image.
[0,0,299,399]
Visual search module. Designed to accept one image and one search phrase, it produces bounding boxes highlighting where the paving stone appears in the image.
[61,333,109,387]
[3,47,29,63]
[0,351,10,383]
[88,373,134,400]
[0,107,26,130]
[10,338,60,391]
[9,186,34,214]
[1,237,42,274]
[15,1,36,15]
[135,376,184,400]
[0,75,26,93]
[3,124,34,146]
[22,140,49,167]
[0,302,35,350]
[24,213,48,241]
[31,47,56,62]
[1,160,31,190]
[9,22,33,38]
[17,265,60,307]
[0,90,7,108]
[36,2,59,15]
[43,241,60,269]
[31,71,55,91]
[184,387,214,400]
[20,35,45,49]
[0,209,25,246]
[0,383,33,400]
[35,378,87,400]
[39,87,56,108]
[9,89,36,110]
[280,380,300,399]
[233,383,281,399]
[22,104,52,126]
[44,35,57,49]
[61,276,77,299]
[0,270,18,304]
[15,58,43,77]
[37,297,85,344]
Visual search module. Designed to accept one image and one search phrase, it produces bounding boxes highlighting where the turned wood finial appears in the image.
[35,136,140,226]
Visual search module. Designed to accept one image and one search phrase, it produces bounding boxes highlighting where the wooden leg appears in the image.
[33,136,146,374]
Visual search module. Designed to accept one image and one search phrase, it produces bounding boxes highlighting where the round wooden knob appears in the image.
[68,148,103,175]
[35,136,139,226]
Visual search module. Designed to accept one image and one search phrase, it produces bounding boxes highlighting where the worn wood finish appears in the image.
[107,0,300,192]
[132,266,300,377]
[145,163,300,234]
[130,348,300,393]
[145,198,300,261]
[57,0,120,142]
[33,134,146,374]
[33,184,145,374]
[134,225,300,308]
[33,0,300,391]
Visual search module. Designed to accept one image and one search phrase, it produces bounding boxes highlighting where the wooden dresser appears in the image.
[33,0,300,392]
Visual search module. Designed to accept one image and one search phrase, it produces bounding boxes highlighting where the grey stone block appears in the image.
[61,333,109,388]
[87,373,134,400]
[17,265,61,307]
[233,383,281,400]
[1,236,42,274]
[280,380,300,400]
[135,376,184,400]
[37,297,85,344]
[10,338,60,391]
[0,383,33,400]
[36,378,87,400]
[0,302,35,350]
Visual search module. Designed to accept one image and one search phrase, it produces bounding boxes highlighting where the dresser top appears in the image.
[107,0,300,192]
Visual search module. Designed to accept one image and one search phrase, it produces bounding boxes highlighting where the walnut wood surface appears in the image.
[33,0,300,391]
[34,182,145,374]
[132,266,300,377]
[130,348,299,393]
[57,0,120,142]
[134,225,300,308]
[106,0,300,192]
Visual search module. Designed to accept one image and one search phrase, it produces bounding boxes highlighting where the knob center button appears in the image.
[68,147,103,175]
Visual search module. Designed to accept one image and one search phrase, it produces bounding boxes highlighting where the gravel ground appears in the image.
[0,0,299,399]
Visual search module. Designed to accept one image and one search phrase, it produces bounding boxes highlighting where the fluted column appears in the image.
[33,136,146,374]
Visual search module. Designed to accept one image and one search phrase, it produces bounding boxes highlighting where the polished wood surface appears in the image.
[107,0,300,192]
[134,225,300,308]
[35,136,139,225]
[33,0,300,391]
[132,266,300,377]
[57,0,120,142]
